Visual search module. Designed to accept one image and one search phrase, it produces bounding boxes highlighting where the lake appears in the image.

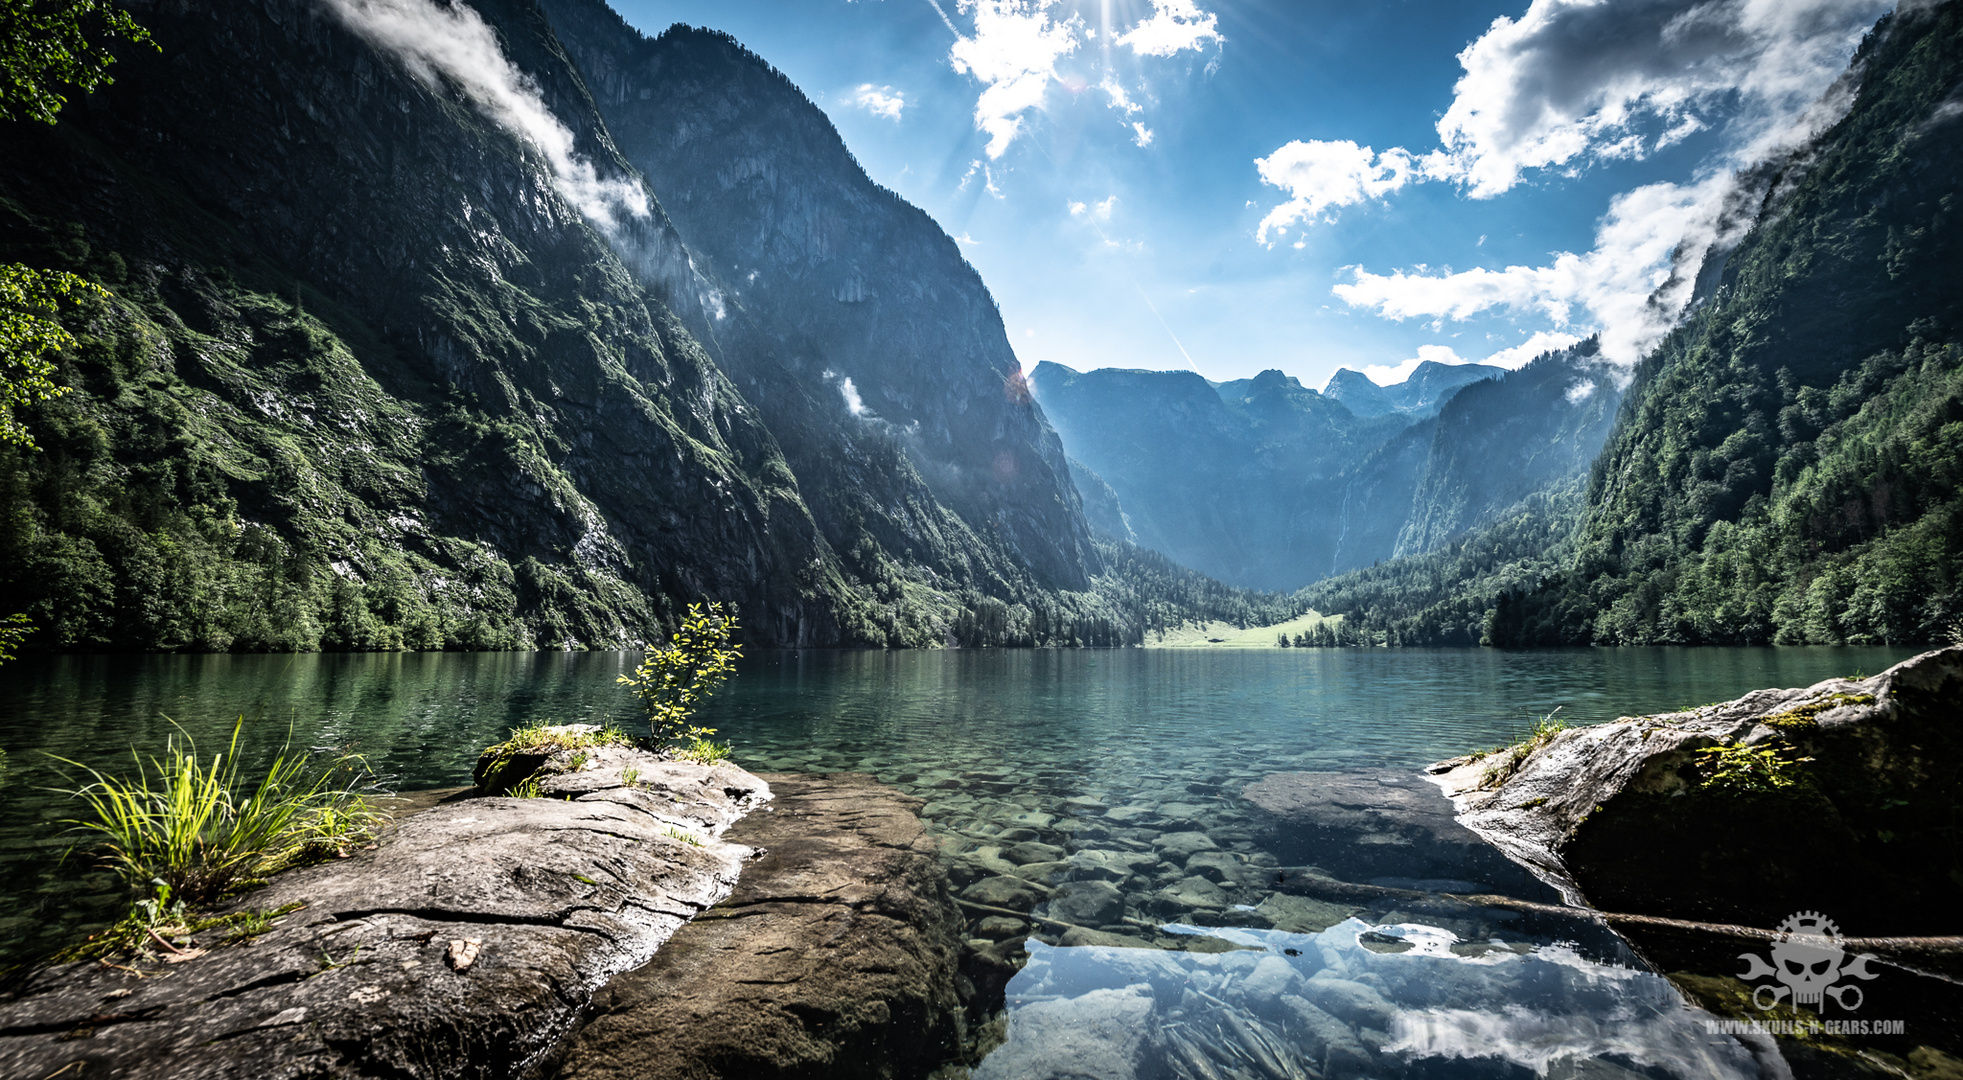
[0,645,1928,1076]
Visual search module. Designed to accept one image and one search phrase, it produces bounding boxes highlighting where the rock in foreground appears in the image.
[549,772,966,1080]
[0,752,771,1080]
[1427,645,1963,931]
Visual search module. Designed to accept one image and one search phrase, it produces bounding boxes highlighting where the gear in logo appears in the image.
[1740,909,1879,1012]
[1777,911,1841,940]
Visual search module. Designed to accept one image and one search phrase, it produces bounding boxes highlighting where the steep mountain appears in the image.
[1030,364,1294,588]
[1067,459,1137,544]
[1383,360,1503,413]
[1321,368,1398,418]
[1032,363,1445,590]
[0,0,1257,651]
[1488,1,1963,647]
[533,6,1096,598]
[1,0,850,650]
[1393,341,1620,557]
[1318,361,1500,419]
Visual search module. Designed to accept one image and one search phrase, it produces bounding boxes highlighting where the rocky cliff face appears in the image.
[535,5,1096,595]
[0,0,1120,650]
[1393,342,1621,557]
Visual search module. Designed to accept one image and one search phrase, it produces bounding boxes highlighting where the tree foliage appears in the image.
[1302,4,1963,650]
[0,262,93,448]
[618,602,742,745]
[1,0,155,125]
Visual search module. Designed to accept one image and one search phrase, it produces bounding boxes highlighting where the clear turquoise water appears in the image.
[0,645,1924,1074]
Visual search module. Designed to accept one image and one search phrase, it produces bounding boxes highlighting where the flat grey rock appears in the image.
[0,752,770,1080]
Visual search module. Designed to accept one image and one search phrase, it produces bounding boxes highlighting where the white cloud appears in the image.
[840,377,869,416]
[1334,175,1750,363]
[1360,329,1584,386]
[851,83,907,121]
[950,0,1083,158]
[1130,122,1155,147]
[1254,140,1416,242]
[1100,75,1142,115]
[1333,176,1737,364]
[1068,196,1117,221]
[1483,329,1583,369]
[1431,0,1889,197]
[323,0,648,232]
[826,370,872,416]
[1252,0,1885,235]
[1115,0,1223,57]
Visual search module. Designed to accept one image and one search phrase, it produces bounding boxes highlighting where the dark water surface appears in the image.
[0,645,1925,1074]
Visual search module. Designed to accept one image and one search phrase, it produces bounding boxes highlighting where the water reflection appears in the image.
[981,920,1770,1079]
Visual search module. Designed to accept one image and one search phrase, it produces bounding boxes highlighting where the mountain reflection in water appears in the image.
[982,920,1766,1080]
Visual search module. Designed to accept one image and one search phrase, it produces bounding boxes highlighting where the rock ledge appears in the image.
[1426,646,1963,930]
[0,746,771,1080]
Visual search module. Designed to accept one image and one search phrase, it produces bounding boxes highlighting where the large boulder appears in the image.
[549,772,966,1080]
[0,751,771,1080]
[1427,646,1963,932]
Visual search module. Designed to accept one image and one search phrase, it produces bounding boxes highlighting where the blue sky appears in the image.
[607,0,1894,387]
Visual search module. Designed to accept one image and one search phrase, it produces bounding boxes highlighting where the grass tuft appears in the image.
[1477,706,1568,790]
[673,736,732,765]
[52,718,388,908]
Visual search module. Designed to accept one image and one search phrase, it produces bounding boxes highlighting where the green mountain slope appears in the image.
[1299,3,1963,649]
[1493,2,1963,646]
[0,0,851,650]
[1394,340,1621,558]
[535,10,1098,599]
[0,0,1282,651]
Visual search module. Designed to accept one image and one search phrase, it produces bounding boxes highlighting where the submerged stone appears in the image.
[964,876,1049,912]
[1184,850,1243,883]
[1154,831,1220,861]
[1047,880,1127,927]
[1156,875,1229,911]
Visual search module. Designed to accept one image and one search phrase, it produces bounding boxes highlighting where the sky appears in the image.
[605,0,1896,388]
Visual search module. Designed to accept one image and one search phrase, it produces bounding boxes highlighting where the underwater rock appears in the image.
[964,875,1050,913]
[1242,769,1544,897]
[1299,972,1396,1029]
[1154,831,1220,861]
[552,772,965,1080]
[1008,860,1073,885]
[1047,881,1127,927]
[1280,994,1377,1078]
[1428,645,1963,930]
[1004,840,1066,865]
[972,984,1156,1080]
[1184,850,1244,884]
[1060,927,1155,949]
[0,753,769,1080]
[1155,875,1230,912]
[1066,848,1150,882]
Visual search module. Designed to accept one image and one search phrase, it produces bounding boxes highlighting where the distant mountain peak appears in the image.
[1322,368,1397,417]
